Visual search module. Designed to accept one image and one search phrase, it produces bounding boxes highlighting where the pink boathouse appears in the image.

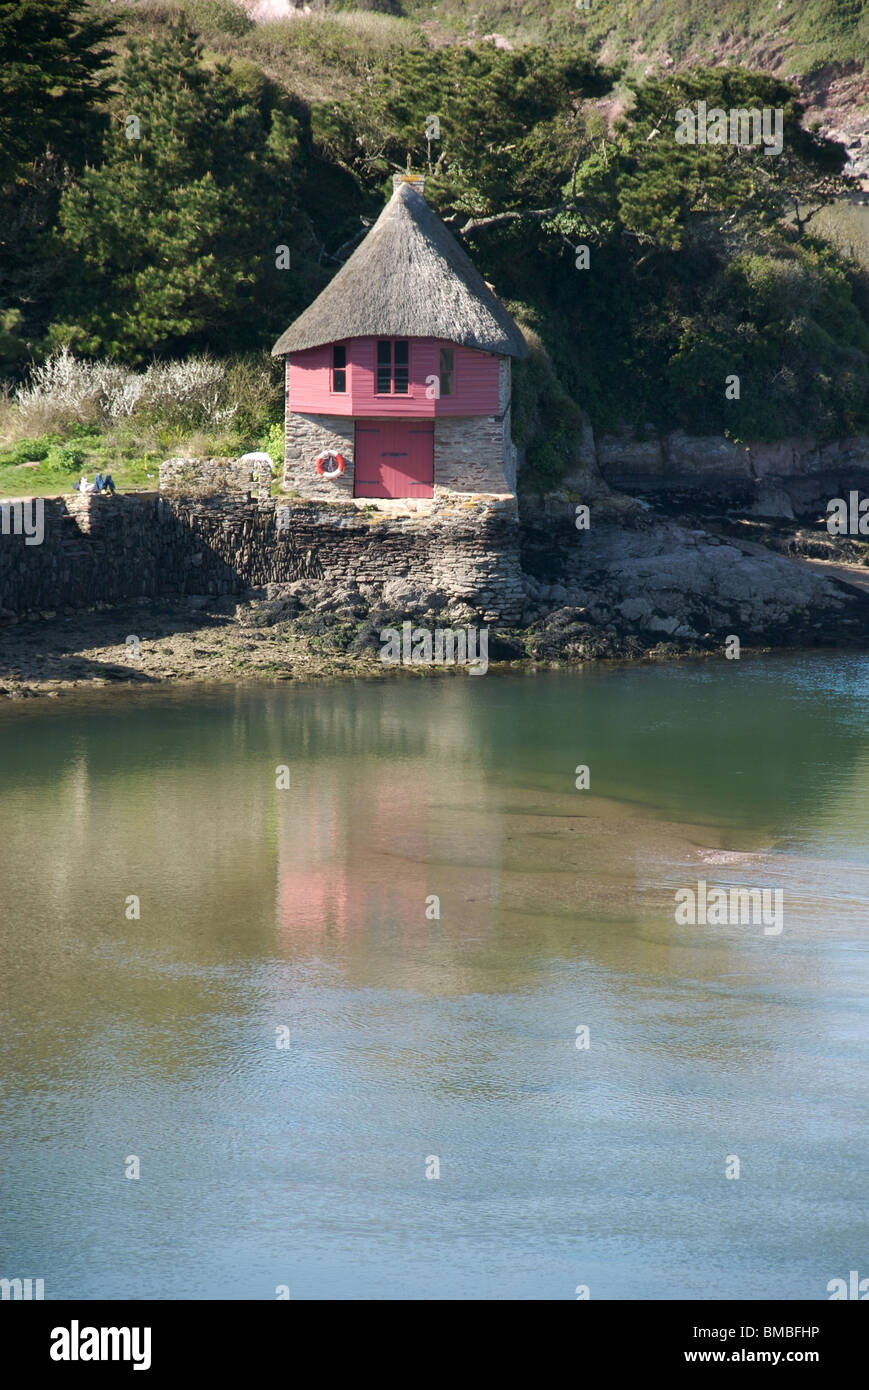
[271,176,527,505]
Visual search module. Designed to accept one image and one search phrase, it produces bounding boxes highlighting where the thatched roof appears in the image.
[271,182,528,359]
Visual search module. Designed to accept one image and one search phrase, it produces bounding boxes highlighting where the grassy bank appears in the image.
[0,349,284,498]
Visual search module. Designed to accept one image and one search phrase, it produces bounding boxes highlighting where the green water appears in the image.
[1,655,867,1299]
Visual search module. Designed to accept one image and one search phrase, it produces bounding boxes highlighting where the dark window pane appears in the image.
[377,340,391,366]
[333,345,346,368]
[394,340,408,366]
[439,348,453,395]
[376,368,391,393]
[393,369,409,393]
[333,369,346,392]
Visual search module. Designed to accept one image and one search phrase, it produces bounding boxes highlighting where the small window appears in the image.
[376,340,391,393]
[394,340,409,394]
[332,344,347,393]
[375,339,410,394]
[439,347,454,397]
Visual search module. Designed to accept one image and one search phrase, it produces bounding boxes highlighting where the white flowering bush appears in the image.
[13,350,240,431]
[14,348,129,427]
[138,359,237,426]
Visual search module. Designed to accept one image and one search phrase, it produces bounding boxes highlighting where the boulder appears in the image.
[663,432,752,479]
[596,430,665,477]
[559,517,861,640]
[748,484,795,520]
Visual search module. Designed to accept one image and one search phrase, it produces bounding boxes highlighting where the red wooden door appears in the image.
[354,420,434,498]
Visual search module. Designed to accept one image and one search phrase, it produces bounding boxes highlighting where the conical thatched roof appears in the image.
[271,182,527,358]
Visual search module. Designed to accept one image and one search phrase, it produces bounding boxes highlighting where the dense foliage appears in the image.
[51,24,306,361]
[399,0,869,76]
[2,0,868,464]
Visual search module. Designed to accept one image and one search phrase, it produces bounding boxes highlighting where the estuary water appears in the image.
[1,654,867,1300]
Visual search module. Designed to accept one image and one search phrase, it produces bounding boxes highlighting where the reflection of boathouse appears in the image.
[271,176,527,506]
[274,687,503,958]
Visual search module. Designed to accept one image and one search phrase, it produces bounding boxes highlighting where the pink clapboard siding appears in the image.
[287,337,500,417]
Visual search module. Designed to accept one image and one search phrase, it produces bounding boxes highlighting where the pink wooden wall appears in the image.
[286,337,500,417]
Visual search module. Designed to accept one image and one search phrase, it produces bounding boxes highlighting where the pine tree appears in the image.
[0,0,117,374]
[51,21,304,361]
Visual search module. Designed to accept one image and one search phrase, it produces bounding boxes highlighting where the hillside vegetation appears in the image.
[1,0,869,496]
[400,0,869,78]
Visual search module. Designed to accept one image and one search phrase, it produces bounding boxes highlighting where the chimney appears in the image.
[393,173,426,195]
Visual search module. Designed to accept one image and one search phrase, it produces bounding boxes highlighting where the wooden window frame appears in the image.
[375,339,411,396]
[331,343,347,394]
[439,347,454,397]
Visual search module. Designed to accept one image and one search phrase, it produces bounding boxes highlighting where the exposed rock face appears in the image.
[802,68,869,186]
[580,524,845,640]
[666,432,752,479]
[595,429,869,484]
[747,483,795,520]
[592,428,869,519]
[520,502,869,645]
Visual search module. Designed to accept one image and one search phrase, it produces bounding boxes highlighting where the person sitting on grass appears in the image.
[93,472,116,495]
[74,475,93,493]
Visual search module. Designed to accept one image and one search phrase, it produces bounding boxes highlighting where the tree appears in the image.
[50,22,306,361]
[483,66,866,442]
[0,0,117,374]
[0,0,116,185]
[314,43,617,222]
[597,69,846,252]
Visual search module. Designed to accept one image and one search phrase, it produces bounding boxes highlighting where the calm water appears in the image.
[1,655,868,1300]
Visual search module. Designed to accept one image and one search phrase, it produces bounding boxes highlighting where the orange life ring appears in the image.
[315,451,346,477]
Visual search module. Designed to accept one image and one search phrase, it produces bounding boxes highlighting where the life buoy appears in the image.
[315,451,346,478]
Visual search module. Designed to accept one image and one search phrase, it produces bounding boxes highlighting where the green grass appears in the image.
[0,421,278,499]
[103,0,869,76]
[810,200,869,269]
[0,451,160,498]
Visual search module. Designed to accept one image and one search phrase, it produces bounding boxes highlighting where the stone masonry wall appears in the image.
[284,412,356,500]
[433,415,511,496]
[159,455,272,499]
[431,355,514,497]
[0,492,523,622]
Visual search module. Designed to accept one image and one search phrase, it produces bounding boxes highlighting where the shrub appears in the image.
[10,349,280,436]
[260,420,285,465]
[14,348,130,429]
[45,441,87,472]
[512,327,591,490]
[0,434,57,466]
